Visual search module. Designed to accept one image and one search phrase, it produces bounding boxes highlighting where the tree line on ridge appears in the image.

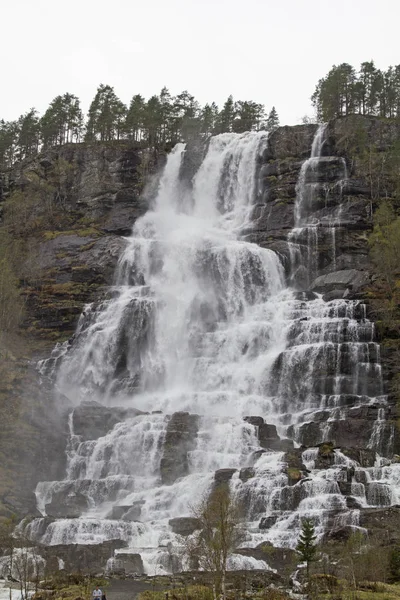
[0,85,280,170]
[312,60,400,121]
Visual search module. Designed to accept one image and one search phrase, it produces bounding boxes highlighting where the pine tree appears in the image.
[41,93,83,147]
[200,102,219,135]
[215,95,235,134]
[16,109,39,160]
[296,518,317,581]
[233,100,265,133]
[85,84,126,142]
[125,94,145,141]
[0,120,19,169]
[266,106,280,132]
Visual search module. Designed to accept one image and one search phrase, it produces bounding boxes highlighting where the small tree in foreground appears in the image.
[296,518,317,582]
[185,484,243,600]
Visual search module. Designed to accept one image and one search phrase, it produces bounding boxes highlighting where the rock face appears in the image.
[168,517,201,536]
[3,116,400,571]
[42,540,127,575]
[160,412,200,484]
[72,400,144,441]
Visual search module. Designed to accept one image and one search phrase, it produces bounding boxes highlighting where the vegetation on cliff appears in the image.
[0,85,280,169]
[312,61,400,121]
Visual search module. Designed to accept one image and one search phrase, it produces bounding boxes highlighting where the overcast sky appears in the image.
[1,0,399,126]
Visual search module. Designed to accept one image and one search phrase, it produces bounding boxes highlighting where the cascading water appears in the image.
[31,128,398,573]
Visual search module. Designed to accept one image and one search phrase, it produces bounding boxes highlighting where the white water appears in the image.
[30,129,397,573]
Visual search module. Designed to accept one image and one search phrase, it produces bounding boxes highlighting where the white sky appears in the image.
[1,0,399,126]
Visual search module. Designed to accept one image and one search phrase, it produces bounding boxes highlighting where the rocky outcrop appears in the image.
[45,489,88,518]
[72,400,144,441]
[42,539,127,575]
[160,412,199,485]
[169,517,201,536]
[106,553,145,576]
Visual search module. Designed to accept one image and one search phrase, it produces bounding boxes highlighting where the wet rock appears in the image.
[244,416,265,427]
[312,269,369,294]
[259,515,278,529]
[72,401,144,441]
[45,490,88,518]
[107,501,145,521]
[346,496,363,509]
[107,553,145,576]
[239,467,255,482]
[323,525,359,543]
[359,506,400,543]
[160,412,199,485]
[337,481,353,496]
[314,442,335,469]
[169,517,201,536]
[214,468,237,484]
[236,542,296,574]
[341,448,376,467]
[41,540,127,575]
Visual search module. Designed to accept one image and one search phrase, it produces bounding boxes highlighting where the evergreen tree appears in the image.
[233,100,265,133]
[41,93,83,147]
[266,106,280,132]
[159,86,173,143]
[125,94,145,141]
[85,84,127,142]
[200,102,219,135]
[312,63,356,121]
[215,95,235,134]
[142,95,163,147]
[296,518,317,580]
[16,109,40,160]
[0,120,18,169]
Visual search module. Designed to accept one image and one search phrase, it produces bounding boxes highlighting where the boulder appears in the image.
[169,517,201,536]
[239,467,255,482]
[107,501,145,521]
[214,469,237,484]
[107,553,145,576]
[312,269,369,294]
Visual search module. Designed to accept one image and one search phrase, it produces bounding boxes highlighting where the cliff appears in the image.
[0,142,163,519]
[0,115,399,542]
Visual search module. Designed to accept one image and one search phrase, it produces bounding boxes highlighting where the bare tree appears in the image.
[185,484,243,600]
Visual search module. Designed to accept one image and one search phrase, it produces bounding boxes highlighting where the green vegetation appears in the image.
[312,61,400,121]
[296,518,317,581]
[0,86,280,170]
[185,484,243,600]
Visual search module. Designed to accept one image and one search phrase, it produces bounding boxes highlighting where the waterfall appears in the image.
[30,128,398,572]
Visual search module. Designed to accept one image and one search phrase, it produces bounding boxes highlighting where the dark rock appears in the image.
[259,516,278,529]
[214,468,237,484]
[312,269,369,293]
[236,542,296,574]
[169,517,201,536]
[72,401,144,441]
[160,412,199,485]
[341,448,376,467]
[41,539,127,575]
[244,416,265,427]
[239,467,255,482]
[346,496,363,509]
[323,525,359,543]
[107,553,145,576]
[337,481,353,496]
[314,442,335,469]
[45,490,88,518]
[107,501,145,521]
